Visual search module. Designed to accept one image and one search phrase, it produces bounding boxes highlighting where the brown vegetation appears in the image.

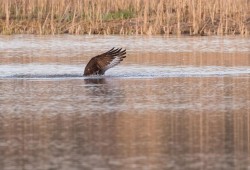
[0,0,249,35]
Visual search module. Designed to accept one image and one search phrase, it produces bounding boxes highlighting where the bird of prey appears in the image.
[83,47,126,76]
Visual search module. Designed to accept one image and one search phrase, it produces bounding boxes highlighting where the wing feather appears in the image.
[84,47,126,76]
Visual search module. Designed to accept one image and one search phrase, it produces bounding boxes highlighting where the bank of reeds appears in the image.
[0,0,249,35]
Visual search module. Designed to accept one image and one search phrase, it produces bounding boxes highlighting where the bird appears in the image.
[83,47,126,76]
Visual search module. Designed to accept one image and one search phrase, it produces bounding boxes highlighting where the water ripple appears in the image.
[0,64,249,79]
[0,35,249,59]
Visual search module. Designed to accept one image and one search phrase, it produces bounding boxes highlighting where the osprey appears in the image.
[84,47,126,76]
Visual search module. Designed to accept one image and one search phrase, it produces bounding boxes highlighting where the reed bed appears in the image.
[0,0,249,35]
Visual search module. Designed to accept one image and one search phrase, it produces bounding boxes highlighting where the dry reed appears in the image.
[0,0,249,35]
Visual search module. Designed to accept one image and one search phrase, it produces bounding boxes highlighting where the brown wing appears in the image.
[84,47,126,76]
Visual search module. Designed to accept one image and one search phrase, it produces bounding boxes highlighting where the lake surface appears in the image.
[0,35,250,170]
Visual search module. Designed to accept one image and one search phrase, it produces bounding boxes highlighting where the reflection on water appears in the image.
[84,77,107,84]
[0,35,250,170]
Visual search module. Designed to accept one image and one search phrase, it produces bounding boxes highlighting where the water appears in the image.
[0,35,250,170]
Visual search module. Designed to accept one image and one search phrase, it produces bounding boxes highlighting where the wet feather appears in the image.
[84,47,126,76]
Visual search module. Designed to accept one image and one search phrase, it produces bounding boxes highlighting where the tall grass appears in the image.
[0,0,249,35]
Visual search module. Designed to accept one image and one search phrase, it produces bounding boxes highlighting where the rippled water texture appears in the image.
[0,35,250,170]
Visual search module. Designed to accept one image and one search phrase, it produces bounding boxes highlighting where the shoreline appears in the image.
[0,0,249,36]
[1,16,249,36]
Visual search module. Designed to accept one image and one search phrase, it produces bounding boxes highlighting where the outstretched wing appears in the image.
[84,47,126,76]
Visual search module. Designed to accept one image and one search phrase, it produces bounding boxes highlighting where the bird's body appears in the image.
[84,48,126,76]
